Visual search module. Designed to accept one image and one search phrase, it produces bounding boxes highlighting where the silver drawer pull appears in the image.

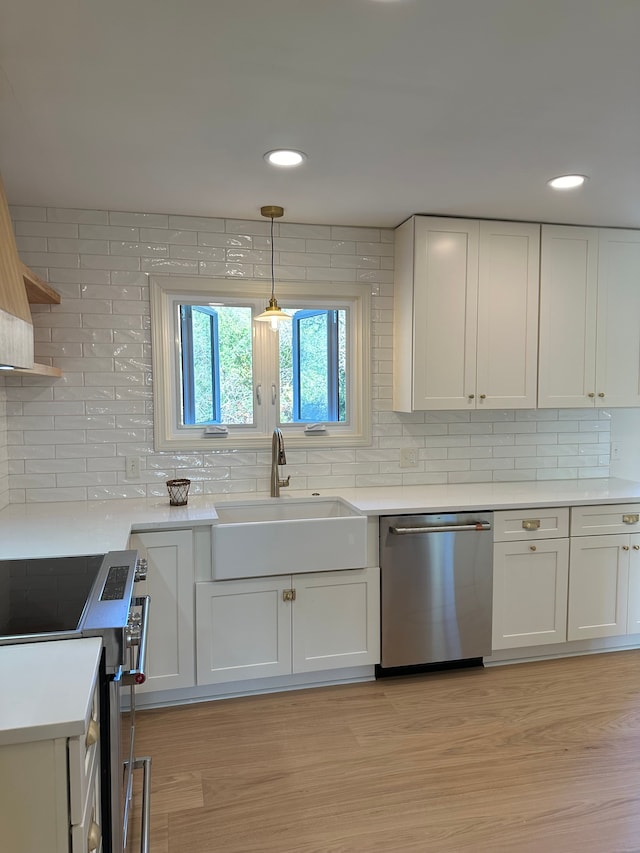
[623,514,639,525]
[522,519,541,531]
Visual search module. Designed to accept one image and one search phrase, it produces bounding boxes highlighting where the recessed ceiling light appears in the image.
[547,174,588,190]
[264,149,307,167]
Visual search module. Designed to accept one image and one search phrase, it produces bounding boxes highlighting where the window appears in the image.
[150,277,371,450]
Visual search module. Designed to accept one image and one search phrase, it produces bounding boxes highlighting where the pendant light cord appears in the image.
[270,214,275,300]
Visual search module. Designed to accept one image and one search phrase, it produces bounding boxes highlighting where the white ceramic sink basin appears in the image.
[211,497,368,580]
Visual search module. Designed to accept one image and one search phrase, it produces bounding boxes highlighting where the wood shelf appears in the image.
[10,363,63,377]
[14,264,63,376]
[21,263,61,305]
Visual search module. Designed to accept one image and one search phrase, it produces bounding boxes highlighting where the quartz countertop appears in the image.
[2,478,640,560]
[0,638,102,745]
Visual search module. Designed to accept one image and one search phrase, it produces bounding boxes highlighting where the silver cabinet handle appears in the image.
[390,522,491,534]
[256,384,262,405]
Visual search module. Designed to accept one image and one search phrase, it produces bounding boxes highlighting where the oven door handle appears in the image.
[122,594,150,686]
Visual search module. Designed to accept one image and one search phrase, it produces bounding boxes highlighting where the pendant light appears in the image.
[255,205,291,329]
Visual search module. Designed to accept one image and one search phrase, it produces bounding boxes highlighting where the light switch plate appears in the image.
[125,456,141,480]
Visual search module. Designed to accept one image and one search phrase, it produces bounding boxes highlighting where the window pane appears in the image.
[279,308,347,423]
[180,304,254,425]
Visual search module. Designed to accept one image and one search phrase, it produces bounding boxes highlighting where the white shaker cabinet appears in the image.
[538,225,640,408]
[393,216,539,411]
[0,639,103,853]
[567,535,630,640]
[492,508,570,650]
[568,504,640,639]
[129,529,195,693]
[196,567,380,685]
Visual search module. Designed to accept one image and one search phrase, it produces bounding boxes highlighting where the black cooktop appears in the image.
[0,554,105,637]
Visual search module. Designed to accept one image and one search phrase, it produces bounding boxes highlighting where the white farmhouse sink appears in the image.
[211,497,367,580]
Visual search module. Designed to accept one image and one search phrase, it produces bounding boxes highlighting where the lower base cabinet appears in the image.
[0,642,102,853]
[129,529,195,693]
[568,533,640,640]
[196,567,380,685]
[492,506,640,652]
[493,539,569,649]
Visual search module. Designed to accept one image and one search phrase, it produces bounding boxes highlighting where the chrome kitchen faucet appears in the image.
[270,428,290,497]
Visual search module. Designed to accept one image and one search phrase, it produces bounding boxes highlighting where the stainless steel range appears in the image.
[0,549,151,853]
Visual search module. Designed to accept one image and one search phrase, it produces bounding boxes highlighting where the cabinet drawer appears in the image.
[68,681,100,826]
[493,508,569,542]
[571,504,640,536]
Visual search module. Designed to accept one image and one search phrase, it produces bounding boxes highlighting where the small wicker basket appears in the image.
[166,478,191,506]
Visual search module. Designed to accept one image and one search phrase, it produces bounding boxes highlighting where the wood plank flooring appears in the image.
[130,651,640,852]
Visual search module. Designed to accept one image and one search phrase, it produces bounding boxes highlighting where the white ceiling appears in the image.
[1,0,640,229]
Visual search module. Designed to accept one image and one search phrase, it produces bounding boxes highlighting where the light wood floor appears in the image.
[130,651,640,853]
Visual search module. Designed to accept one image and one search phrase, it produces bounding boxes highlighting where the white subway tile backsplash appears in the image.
[49,268,112,285]
[110,212,168,227]
[139,228,197,245]
[49,238,110,254]
[2,205,612,502]
[331,226,380,242]
[82,255,141,271]
[80,224,139,240]
[48,208,109,224]
[22,251,80,268]
[169,245,224,261]
[9,205,46,221]
[305,239,355,254]
[280,223,331,240]
[113,241,169,256]
[15,236,47,252]
[168,214,225,232]
[16,221,78,238]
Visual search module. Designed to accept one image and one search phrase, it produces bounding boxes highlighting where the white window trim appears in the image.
[149,276,372,451]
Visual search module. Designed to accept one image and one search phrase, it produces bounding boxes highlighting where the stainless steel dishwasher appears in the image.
[378,512,493,671]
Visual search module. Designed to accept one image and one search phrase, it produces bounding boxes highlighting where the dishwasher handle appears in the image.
[389,521,491,535]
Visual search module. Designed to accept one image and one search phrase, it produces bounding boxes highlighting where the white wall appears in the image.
[5,204,611,503]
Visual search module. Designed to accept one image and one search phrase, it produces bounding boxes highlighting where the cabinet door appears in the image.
[195,577,292,684]
[627,535,640,634]
[411,217,479,410]
[292,568,380,673]
[492,539,569,650]
[130,530,195,693]
[538,225,599,407]
[595,229,640,407]
[476,221,540,409]
[568,535,629,640]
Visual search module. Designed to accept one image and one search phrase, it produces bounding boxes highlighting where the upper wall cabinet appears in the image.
[538,225,640,408]
[393,216,540,411]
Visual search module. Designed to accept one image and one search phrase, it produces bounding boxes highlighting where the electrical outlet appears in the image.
[125,456,141,480]
[400,447,418,468]
[611,442,621,461]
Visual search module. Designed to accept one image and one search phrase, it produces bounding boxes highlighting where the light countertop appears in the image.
[0,638,102,746]
[2,478,640,560]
